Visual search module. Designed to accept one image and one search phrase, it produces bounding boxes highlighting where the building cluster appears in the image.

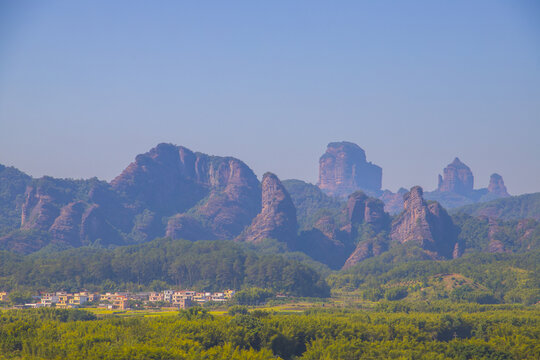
[0,289,236,310]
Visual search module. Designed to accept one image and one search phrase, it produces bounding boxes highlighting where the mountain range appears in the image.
[1,142,538,270]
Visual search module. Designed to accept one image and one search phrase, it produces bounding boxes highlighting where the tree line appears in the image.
[0,238,329,298]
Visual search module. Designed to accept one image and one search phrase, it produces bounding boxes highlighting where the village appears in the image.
[0,289,236,310]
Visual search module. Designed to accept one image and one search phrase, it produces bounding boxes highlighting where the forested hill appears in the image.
[0,238,330,298]
[328,246,540,305]
[451,192,540,220]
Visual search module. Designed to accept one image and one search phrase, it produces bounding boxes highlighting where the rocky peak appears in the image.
[488,173,510,197]
[403,186,424,211]
[390,186,458,259]
[112,143,261,239]
[345,191,387,231]
[236,172,297,244]
[437,157,474,195]
[346,191,369,224]
[341,192,390,269]
[364,198,387,229]
[317,142,382,198]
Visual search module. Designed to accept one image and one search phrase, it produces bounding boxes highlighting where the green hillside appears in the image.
[452,193,540,220]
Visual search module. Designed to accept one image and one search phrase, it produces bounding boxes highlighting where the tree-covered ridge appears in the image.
[452,213,540,254]
[0,164,32,236]
[282,179,345,230]
[0,306,538,359]
[329,246,540,305]
[452,192,540,220]
[0,238,329,297]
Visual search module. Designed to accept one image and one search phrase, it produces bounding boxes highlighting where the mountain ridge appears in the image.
[0,142,538,271]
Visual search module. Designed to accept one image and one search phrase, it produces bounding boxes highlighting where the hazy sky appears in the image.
[1,1,539,194]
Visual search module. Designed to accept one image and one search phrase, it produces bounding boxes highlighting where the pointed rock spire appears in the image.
[237,173,297,244]
[390,186,459,259]
[488,173,509,197]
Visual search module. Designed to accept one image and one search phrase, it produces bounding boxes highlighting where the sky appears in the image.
[1,0,539,194]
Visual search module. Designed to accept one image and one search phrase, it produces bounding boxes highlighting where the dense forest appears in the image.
[0,306,538,359]
[1,238,539,306]
[0,238,329,297]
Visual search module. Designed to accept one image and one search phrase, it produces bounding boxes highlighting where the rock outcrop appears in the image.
[487,173,509,197]
[49,201,86,245]
[437,158,474,195]
[7,143,262,252]
[318,142,382,198]
[343,191,388,235]
[236,173,297,245]
[112,143,261,240]
[19,178,125,249]
[21,184,61,231]
[343,241,387,269]
[390,186,459,259]
[426,159,510,209]
[342,192,390,269]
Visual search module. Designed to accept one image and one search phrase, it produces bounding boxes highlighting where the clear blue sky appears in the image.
[1,0,539,194]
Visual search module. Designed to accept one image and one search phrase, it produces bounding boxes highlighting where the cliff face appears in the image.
[342,192,390,269]
[237,173,297,245]
[343,191,388,234]
[13,177,126,251]
[112,143,261,240]
[21,185,60,231]
[190,157,262,238]
[437,158,474,195]
[318,142,382,198]
[488,173,510,198]
[390,186,459,259]
[112,143,260,219]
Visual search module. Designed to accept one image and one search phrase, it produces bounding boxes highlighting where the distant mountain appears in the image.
[317,142,382,198]
[112,143,261,240]
[0,142,538,272]
[425,158,510,209]
[0,143,262,253]
[451,192,540,221]
[314,143,512,214]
